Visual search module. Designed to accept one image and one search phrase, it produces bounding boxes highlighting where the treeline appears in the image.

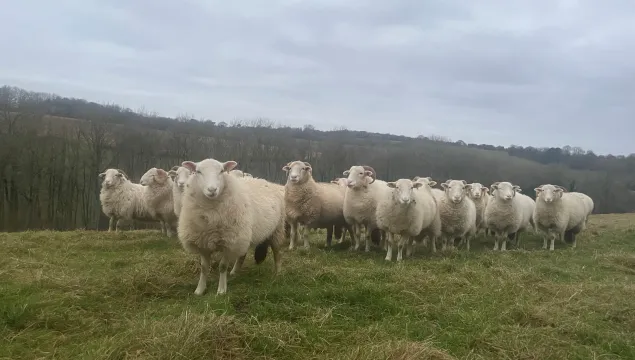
[0,85,633,232]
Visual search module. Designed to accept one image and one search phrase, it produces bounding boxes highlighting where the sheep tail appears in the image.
[254,240,270,264]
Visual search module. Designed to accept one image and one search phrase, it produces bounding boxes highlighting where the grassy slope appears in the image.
[1,214,635,360]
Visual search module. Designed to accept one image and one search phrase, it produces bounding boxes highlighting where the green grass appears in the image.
[2,214,635,359]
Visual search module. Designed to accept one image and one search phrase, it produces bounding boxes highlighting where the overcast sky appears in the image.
[1,0,633,155]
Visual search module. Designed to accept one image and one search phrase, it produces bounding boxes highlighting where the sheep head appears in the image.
[534,184,566,203]
[342,165,375,188]
[413,176,437,188]
[441,179,470,204]
[99,168,128,188]
[140,167,170,187]
[282,160,312,184]
[491,181,521,201]
[386,178,422,205]
[169,166,192,190]
[467,182,489,199]
[182,158,238,200]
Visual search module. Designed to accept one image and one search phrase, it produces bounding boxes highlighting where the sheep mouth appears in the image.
[203,191,219,199]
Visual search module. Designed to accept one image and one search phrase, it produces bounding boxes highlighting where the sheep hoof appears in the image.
[194,288,206,296]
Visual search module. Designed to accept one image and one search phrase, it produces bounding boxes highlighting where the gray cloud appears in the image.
[1,0,634,154]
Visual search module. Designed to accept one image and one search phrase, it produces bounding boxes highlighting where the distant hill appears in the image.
[0,85,633,231]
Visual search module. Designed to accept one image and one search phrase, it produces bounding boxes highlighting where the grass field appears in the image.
[1,214,635,359]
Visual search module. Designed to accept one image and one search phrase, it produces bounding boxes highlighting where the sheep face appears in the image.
[386,179,423,205]
[282,160,312,184]
[467,183,489,199]
[535,184,566,203]
[491,181,521,202]
[99,168,127,188]
[140,167,170,186]
[343,165,373,188]
[441,179,469,204]
[182,159,238,200]
[169,166,192,190]
[413,176,437,188]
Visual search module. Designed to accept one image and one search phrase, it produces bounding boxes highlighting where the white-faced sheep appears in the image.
[139,167,178,237]
[436,179,477,251]
[375,178,440,261]
[178,158,284,295]
[466,182,490,235]
[99,168,155,231]
[533,184,591,250]
[282,160,353,250]
[342,165,387,252]
[167,165,192,218]
[412,176,443,252]
[484,181,535,251]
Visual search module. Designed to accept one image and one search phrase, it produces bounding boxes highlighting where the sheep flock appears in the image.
[99,158,594,295]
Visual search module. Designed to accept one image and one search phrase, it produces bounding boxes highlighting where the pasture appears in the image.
[1,214,635,359]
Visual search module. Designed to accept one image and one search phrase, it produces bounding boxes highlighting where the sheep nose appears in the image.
[401,197,410,203]
[206,186,217,194]
[504,195,512,200]
[545,198,553,203]
[290,175,299,181]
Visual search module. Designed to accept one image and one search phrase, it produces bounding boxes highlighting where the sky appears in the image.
[1,0,634,155]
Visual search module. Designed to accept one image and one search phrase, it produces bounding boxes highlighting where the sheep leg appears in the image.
[194,253,211,296]
[431,236,437,253]
[217,257,229,295]
[397,236,408,262]
[493,234,500,251]
[500,235,507,251]
[364,226,372,252]
[108,217,116,232]
[406,239,414,258]
[289,222,298,250]
[384,233,394,261]
[542,235,548,250]
[324,226,333,248]
[466,235,471,252]
[116,219,124,232]
[270,238,282,275]
[339,227,346,244]
[160,221,167,235]
[230,254,246,276]
[166,222,176,237]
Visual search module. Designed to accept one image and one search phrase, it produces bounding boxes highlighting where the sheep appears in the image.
[533,184,590,250]
[466,182,490,235]
[98,168,156,232]
[376,178,440,261]
[167,165,192,218]
[230,169,253,178]
[342,165,388,252]
[178,158,284,295]
[282,160,353,250]
[435,180,478,251]
[139,167,178,237]
[484,181,534,251]
[411,176,444,252]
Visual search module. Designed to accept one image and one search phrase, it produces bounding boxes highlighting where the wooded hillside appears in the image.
[1,85,633,231]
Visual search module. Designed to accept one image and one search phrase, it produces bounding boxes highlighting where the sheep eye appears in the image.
[196,170,202,175]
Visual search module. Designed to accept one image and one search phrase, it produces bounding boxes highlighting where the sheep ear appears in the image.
[168,170,177,179]
[556,185,568,192]
[464,184,472,190]
[170,165,179,172]
[223,161,238,172]
[534,187,542,194]
[413,176,420,181]
[429,180,437,187]
[441,183,449,189]
[413,182,423,189]
[364,170,373,177]
[331,180,338,184]
[386,182,396,188]
[461,180,467,185]
[282,165,290,171]
[513,185,522,192]
[156,168,168,178]
[182,161,197,172]
[98,172,106,179]
[482,187,489,194]
[343,170,350,176]
[303,162,311,167]
[244,173,252,177]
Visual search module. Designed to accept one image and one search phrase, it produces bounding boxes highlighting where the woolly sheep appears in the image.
[342,165,387,252]
[139,167,178,237]
[436,179,477,251]
[466,182,490,235]
[484,181,534,251]
[99,168,156,231]
[375,178,440,261]
[282,160,353,250]
[167,165,192,218]
[179,158,284,295]
[533,184,590,250]
[411,176,444,252]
